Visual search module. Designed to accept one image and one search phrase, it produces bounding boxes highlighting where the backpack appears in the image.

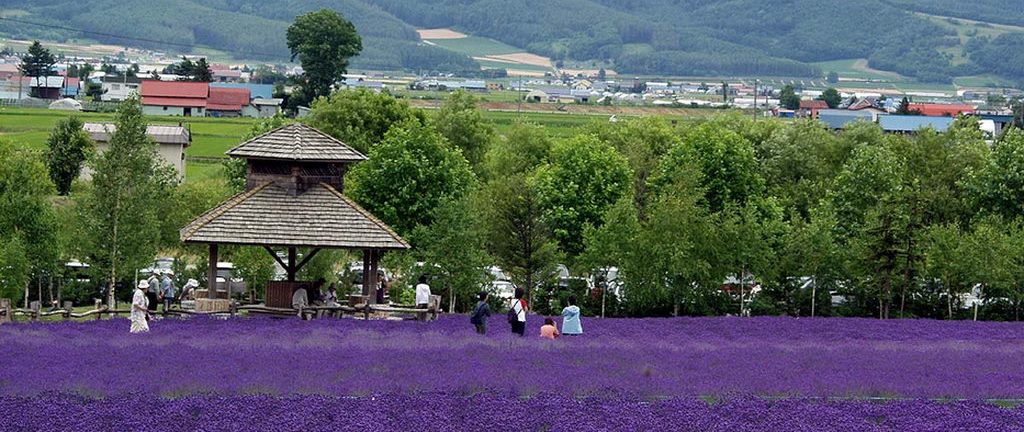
[470,302,485,325]
[507,299,520,324]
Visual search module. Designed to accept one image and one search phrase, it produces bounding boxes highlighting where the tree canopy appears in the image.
[287,9,363,105]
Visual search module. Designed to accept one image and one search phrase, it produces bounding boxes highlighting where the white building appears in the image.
[81,123,191,181]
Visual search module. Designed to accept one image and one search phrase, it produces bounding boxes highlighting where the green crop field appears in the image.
[425,36,522,57]
[0,107,257,158]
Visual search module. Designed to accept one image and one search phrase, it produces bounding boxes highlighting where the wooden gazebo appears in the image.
[180,123,409,309]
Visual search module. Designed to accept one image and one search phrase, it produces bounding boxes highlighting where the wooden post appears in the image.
[361,250,372,297]
[94,299,102,321]
[208,243,219,300]
[287,247,297,282]
[30,301,40,321]
[368,250,380,305]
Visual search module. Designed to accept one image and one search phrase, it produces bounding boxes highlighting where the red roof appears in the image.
[141,80,208,98]
[908,103,974,117]
[207,87,250,111]
[800,100,829,109]
[64,77,80,87]
[141,80,208,108]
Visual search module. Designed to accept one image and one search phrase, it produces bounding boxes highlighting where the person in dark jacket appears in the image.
[470,291,492,334]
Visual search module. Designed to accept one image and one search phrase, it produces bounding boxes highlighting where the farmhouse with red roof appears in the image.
[207,87,251,117]
[140,80,209,117]
[798,99,829,118]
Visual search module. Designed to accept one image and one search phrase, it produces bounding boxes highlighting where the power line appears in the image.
[0,16,283,59]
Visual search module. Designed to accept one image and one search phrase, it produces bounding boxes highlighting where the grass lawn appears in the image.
[0,106,257,160]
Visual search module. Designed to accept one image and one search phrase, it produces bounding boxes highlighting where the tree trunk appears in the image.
[48,275,54,306]
[738,268,745,317]
[37,276,42,308]
[947,286,954,320]
[810,276,817,318]
[448,283,455,314]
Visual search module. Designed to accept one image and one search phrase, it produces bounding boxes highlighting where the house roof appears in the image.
[818,109,874,129]
[879,115,956,132]
[207,87,250,111]
[211,82,274,100]
[179,182,409,249]
[908,103,974,117]
[226,123,366,162]
[141,80,208,98]
[83,122,191,146]
[799,99,829,109]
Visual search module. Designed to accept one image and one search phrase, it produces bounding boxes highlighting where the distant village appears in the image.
[1,41,1021,137]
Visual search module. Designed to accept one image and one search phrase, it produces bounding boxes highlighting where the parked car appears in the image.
[487,266,517,300]
[340,261,394,301]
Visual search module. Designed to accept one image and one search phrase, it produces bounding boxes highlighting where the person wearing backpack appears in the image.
[508,288,527,336]
[470,291,492,334]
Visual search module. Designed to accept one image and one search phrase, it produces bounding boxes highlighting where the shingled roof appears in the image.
[180,182,409,250]
[226,123,366,162]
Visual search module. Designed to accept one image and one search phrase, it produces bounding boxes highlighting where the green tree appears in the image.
[346,121,475,237]
[896,96,918,115]
[414,194,490,313]
[634,182,721,316]
[974,129,1024,219]
[45,116,94,196]
[483,121,551,179]
[81,97,175,307]
[922,223,973,319]
[481,174,559,306]
[533,134,632,257]
[170,57,212,82]
[759,118,849,219]
[287,9,363,104]
[0,142,59,304]
[0,234,30,303]
[592,117,678,220]
[654,123,764,213]
[18,41,56,97]
[306,89,425,155]
[820,87,842,108]
[231,246,278,302]
[826,71,839,84]
[431,90,495,173]
[779,84,800,110]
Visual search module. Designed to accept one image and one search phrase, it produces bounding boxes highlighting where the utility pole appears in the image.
[753,79,758,120]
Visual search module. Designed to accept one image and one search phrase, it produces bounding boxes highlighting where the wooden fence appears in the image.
[0,296,441,324]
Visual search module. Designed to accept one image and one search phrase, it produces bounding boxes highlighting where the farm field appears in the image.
[2,316,1024,430]
[1,106,734,175]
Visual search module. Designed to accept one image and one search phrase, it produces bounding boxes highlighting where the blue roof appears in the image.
[878,115,956,132]
[210,83,273,100]
[818,109,874,129]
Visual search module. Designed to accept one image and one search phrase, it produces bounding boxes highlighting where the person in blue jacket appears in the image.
[561,295,583,335]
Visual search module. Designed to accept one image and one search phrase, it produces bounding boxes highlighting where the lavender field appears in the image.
[3,316,1024,430]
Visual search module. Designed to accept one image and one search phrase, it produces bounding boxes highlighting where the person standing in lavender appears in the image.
[160,271,176,314]
[130,280,151,334]
[561,296,583,335]
[508,288,528,336]
[470,291,492,334]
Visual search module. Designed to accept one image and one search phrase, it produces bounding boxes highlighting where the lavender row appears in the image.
[4,316,1024,399]
[2,393,1022,432]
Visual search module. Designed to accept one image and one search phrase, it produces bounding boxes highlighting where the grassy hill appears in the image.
[2,0,1024,85]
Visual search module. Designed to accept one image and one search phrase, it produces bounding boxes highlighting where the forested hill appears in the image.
[2,0,1024,84]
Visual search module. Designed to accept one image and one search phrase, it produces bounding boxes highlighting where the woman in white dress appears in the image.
[130,280,151,334]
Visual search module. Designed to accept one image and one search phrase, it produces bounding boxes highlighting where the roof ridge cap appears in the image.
[180,182,272,242]
[320,183,410,248]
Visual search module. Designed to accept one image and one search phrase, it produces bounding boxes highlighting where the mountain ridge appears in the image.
[2,0,1023,84]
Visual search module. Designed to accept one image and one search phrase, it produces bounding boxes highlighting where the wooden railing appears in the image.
[0,297,440,324]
